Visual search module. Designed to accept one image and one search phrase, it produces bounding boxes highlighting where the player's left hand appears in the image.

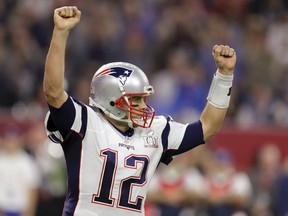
[212,45,236,76]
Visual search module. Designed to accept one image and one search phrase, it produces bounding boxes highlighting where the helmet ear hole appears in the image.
[110,101,115,106]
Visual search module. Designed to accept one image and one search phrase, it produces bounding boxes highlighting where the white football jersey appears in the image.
[45,97,200,216]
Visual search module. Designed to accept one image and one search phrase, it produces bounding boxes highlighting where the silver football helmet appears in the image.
[89,62,155,128]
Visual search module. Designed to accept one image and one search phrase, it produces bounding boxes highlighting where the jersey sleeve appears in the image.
[44,97,87,144]
[160,117,205,165]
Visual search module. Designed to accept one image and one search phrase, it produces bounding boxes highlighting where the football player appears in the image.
[43,6,237,216]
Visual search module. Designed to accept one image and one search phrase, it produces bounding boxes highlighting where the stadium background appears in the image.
[0,0,288,215]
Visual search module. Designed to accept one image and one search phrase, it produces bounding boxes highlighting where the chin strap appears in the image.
[89,97,135,126]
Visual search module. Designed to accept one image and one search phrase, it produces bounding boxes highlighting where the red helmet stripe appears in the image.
[94,68,111,78]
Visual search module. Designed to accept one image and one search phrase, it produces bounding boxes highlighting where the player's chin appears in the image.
[131,114,142,120]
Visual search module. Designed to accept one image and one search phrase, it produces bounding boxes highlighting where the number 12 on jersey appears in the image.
[92,149,149,212]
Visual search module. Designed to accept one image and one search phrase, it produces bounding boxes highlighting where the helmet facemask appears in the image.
[115,93,155,128]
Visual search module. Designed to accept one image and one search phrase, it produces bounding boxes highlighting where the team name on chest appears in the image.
[117,130,159,151]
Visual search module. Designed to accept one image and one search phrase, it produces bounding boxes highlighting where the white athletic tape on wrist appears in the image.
[207,70,233,109]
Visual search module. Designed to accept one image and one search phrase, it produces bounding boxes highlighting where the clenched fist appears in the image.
[54,6,81,31]
[212,45,236,76]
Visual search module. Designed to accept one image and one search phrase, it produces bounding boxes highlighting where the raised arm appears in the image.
[201,45,236,141]
[43,6,81,108]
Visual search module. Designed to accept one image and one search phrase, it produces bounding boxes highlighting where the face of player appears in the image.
[129,96,147,118]
[121,96,146,127]
[115,94,154,128]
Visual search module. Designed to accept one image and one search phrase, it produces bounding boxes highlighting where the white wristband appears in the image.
[207,70,233,109]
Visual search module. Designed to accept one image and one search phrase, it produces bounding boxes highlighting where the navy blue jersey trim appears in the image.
[107,116,135,137]
[47,114,58,132]
[48,97,88,145]
[61,133,82,215]
[160,119,205,165]
[48,97,76,138]
[72,98,88,139]
[48,98,88,215]
[160,116,172,165]
[173,120,205,156]
[62,99,88,214]
[48,133,62,143]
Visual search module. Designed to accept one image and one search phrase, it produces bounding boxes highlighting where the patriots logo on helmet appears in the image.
[96,67,133,85]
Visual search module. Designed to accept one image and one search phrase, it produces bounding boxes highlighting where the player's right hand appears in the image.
[54,6,81,31]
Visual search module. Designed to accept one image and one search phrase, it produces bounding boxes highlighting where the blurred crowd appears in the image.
[1,0,288,215]
[1,0,288,126]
